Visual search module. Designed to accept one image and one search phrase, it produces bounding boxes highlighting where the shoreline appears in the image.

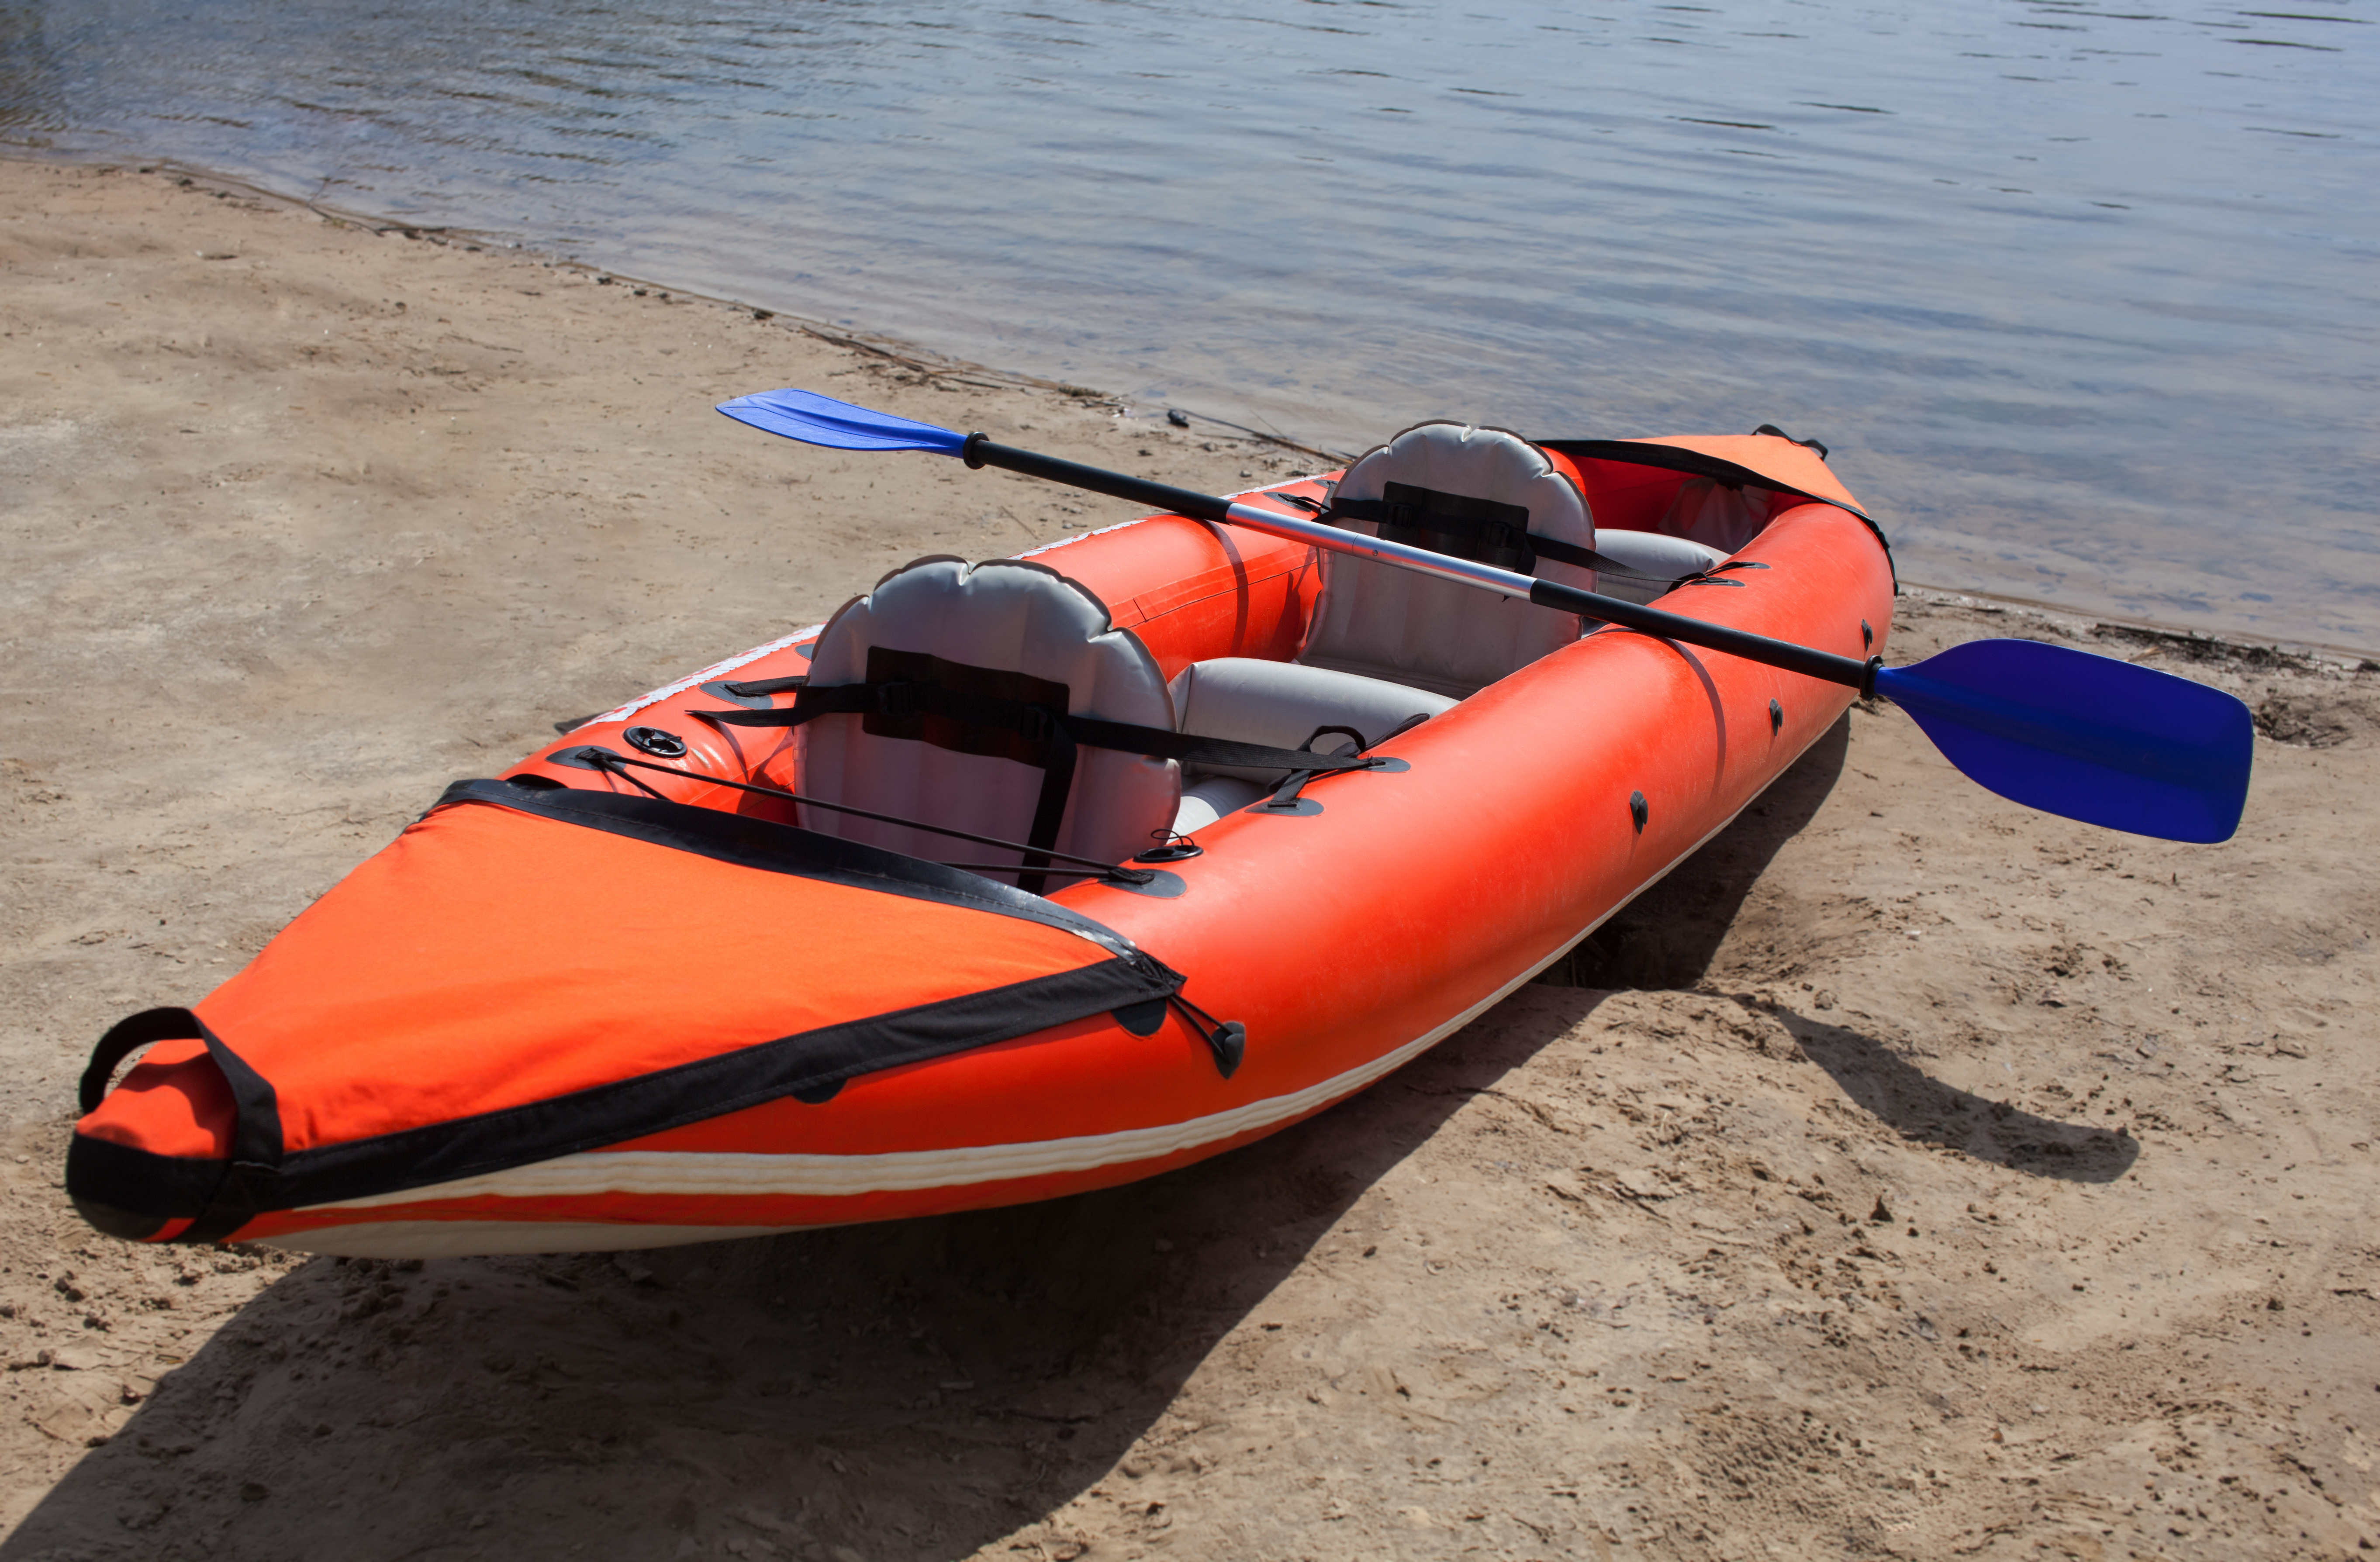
[0,148,1361,466]
[1892,583,2380,673]
[13,148,2375,661]
[6,154,2380,1560]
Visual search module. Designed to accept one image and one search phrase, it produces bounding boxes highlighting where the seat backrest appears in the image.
[1297,422,1597,699]
[797,557,1180,880]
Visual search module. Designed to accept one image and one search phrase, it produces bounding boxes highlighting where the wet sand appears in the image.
[4,158,2379,1561]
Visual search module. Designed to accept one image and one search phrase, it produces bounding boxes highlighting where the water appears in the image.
[5,0,2374,648]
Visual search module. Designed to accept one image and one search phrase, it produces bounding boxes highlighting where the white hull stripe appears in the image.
[260,1220,811,1260]
[297,802,1744,1219]
[306,999,1479,1212]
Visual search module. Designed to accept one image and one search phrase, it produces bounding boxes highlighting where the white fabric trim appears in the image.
[588,622,825,728]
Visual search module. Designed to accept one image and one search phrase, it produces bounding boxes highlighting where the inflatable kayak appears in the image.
[67,417,1894,1258]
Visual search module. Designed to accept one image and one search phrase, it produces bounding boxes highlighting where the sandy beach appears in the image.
[4,157,2379,1561]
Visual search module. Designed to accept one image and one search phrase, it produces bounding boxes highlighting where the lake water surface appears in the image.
[4,0,2374,648]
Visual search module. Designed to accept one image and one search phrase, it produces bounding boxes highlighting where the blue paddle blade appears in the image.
[716,388,967,455]
[1874,639,2252,843]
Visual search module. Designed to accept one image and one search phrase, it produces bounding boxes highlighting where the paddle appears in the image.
[716,388,2253,844]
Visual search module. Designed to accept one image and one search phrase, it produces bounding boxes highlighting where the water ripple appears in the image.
[1,0,2374,645]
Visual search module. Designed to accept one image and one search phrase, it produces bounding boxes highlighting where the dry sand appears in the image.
[4,158,2379,1562]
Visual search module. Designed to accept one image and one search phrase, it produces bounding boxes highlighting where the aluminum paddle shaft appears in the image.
[715,388,2254,842]
[958,435,1879,693]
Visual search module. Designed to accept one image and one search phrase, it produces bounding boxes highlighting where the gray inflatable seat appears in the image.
[1168,658,1455,782]
[1172,777,1268,834]
[1162,657,1456,834]
[1586,529,1729,605]
[1295,422,1598,699]
[796,557,1181,881]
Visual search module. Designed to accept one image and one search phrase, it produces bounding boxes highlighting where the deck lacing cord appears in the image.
[575,749,1157,886]
[576,748,1249,1076]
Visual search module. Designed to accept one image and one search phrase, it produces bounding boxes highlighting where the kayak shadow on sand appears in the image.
[1762,1005,2141,1184]
[1,992,1608,1562]
[4,718,2133,1555]
[1537,712,2136,1186]
[1537,713,1851,992]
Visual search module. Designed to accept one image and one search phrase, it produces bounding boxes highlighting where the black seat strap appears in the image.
[1326,483,1538,572]
[1019,714,1077,896]
[1057,714,1372,774]
[703,694,1375,775]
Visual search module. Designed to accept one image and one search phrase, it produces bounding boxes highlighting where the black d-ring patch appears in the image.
[625,727,688,759]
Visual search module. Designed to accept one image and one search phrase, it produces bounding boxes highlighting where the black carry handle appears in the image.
[81,1006,209,1113]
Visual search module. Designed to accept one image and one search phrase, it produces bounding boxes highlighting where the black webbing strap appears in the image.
[1524,536,1708,585]
[1060,714,1374,774]
[701,691,1375,774]
[1321,486,1701,587]
[698,686,1375,773]
[1020,717,1076,896]
[79,1006,284,1244]
[749,679,1078,889]
[722,673,808,698]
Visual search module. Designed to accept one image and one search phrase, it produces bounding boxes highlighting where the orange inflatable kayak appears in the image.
[66,421,1893,1257]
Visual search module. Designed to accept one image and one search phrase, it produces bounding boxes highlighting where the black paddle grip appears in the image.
[964,436,1233,525]
[1527,580,1872,691]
